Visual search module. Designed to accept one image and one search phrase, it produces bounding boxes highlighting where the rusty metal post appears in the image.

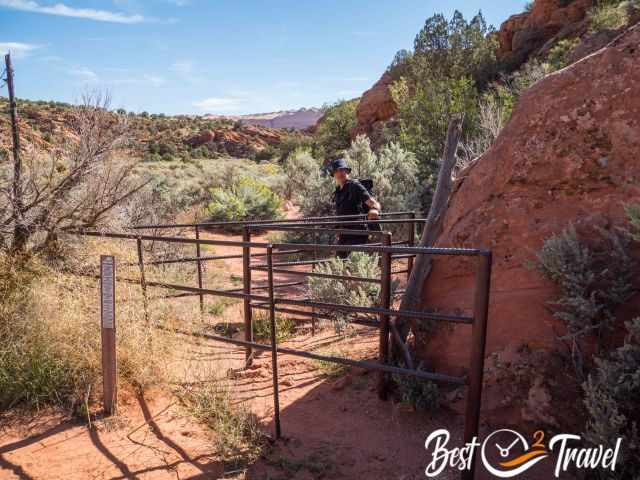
[462,252,492,480]
[407,212,415,280]
[267,245,282,439]
[100,255,117,415]
[136,237,149,324]
[377,233,392,400]
[242,227,253,365]
[311,226,318,336]
[194,225,204,315]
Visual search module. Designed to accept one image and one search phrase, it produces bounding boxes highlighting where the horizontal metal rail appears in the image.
[273,242,490,257]
[250,265,381,284]
[257,218,427,228]
[166,326,466,385]
[249,225,392,236]
[71,230,272,248]
[224,281,305,293]
[250,303,380,327]
[275,297,472,324]
[131,211,419,230]
[71,231,488,257]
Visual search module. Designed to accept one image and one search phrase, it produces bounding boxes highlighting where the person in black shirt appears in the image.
[328,158,382,258]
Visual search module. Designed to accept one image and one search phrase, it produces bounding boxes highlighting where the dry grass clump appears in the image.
[0,237,199,413]
[178,372,264,467]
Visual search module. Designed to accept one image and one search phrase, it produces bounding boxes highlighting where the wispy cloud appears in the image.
[69,67,99,83]
[143,74,165,87]
[0,41,41,58]
[171,60,203,83]
[193,97,245,113]
[166,0,189,6]
[0,0,146,23]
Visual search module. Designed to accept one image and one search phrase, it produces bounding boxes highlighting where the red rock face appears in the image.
[418,25,640,380]
[185,124,287,157]
[497,0,595,66]
[351,72,397,138]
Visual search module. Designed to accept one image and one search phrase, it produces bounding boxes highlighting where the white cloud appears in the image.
[0,0,145,23]
[0,41,41,58]
[69,67,99,83]
[171,60,202,83]
[193,97,245,113]
[143,74,165,86]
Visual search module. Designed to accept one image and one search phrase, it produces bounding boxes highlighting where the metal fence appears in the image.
[72,211,491,480]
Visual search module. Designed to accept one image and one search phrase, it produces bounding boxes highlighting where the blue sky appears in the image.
[1,1,518,115]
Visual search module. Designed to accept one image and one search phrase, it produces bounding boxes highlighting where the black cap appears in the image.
[329,158,351,174]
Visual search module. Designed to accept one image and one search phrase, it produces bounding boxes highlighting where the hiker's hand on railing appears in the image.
[368,209,380,220]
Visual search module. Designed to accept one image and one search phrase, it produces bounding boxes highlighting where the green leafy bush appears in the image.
[588,0,635,32]
[309,252,397,333]
[251,311,295,343]
[393,373,440,411]
[546,38,580,71]
[583,318,640,479]
[535,226,635,377]
[313,99,358,160]
[206,176,283,227]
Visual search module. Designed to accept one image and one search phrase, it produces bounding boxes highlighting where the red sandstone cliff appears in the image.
[418,24,640,424]
[350,72,397,138]
[498,0,594,65]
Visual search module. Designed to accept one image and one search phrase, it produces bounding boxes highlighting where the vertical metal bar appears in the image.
[136,237,149,324]
[100,255,117,415]
[311,226,318,336]
[462,252,492,480]
[407,212,416,280]
[267,245,282,439]
[242,227,253,365]
[195,225,204,315]
[377,233,392,400]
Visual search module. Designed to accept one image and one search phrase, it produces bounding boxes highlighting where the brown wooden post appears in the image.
[242,227,253,365]
[194,225,204,315]
[377,233,392,400]
[266,245,282,439]
[136,237,149,324]
[462,252,492,480]
[100,255,117,415]
[5,53,27,252]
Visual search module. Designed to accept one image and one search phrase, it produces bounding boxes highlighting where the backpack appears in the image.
[355,179,382,231]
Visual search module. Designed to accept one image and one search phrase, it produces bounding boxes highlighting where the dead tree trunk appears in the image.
[5,53,27,253]
[394,116,463,356]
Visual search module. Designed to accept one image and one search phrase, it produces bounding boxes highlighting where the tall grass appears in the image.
[0,239,197,413]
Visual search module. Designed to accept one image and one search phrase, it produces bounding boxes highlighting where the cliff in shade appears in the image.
[418,24,640,426]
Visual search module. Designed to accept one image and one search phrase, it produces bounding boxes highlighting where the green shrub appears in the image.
[535,226,635,377]
[309,252,397,333]
[583,318,640,479]
[206,176,283,228]
[251,311,295,343]
[313,99,358,160]
[546,38,580,71]
[393,373,440,411]
[588,0,634,32]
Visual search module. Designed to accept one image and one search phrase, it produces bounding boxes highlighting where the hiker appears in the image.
[328,158,382,259]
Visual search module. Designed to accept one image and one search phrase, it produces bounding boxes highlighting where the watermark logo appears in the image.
[425,428,622,478]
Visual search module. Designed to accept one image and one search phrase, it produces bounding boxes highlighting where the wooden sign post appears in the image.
[100,255,117,415]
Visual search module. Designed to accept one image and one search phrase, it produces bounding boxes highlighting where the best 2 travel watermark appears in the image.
[424,428,622,478]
